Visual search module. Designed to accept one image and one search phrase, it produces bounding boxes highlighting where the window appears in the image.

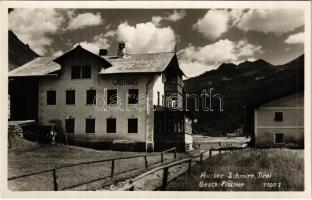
[170,99,177,108]
[128,118,138,133]
[275,133,284,144]
[85,118,95,133]
[107,89,117,104]
[66,90,75,105]
[82,66,91,78]
[274,112,284,121]
[86,90,96,105]
[65,119,75,133]
[106,118,116,133]
[47,90,56,105]
[71,65,91,79]
[71,66,81,79]
[128,89,139,104]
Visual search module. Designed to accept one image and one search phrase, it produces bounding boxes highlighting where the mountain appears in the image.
[183,55,304,136]
[9,30,39,71]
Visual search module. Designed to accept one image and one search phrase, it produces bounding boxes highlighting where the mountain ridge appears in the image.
[184,54,304,136]
[9,30,39,71]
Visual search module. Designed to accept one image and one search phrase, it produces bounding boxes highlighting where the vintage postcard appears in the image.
[0,1,311,199]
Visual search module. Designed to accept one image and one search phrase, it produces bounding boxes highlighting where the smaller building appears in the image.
[251,92,304,148]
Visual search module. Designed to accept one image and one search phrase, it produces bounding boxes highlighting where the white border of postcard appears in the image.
[0,1,311,199]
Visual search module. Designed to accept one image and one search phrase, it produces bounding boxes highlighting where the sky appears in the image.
[9,8,305,78]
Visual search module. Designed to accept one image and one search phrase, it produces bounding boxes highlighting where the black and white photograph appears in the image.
[1,1,311,198]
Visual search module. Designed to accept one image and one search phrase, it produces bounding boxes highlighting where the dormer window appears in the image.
[71,65,91,79]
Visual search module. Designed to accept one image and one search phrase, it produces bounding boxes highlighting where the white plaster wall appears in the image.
[152,74,164,106]
[38,57,157,144]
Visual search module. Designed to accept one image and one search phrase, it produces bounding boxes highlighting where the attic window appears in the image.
[82,66,91,78]
[71,65,91,79]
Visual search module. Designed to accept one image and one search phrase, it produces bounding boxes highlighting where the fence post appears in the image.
[52,169,58,191]
[161,152,164,163]
[198,144,200,150]
[8,133,12,149]
[209,149,212,158]
[129,180,134,191]
[144,155,148,168]
[200,153,203,163]
[162,167,169,190]
[188,159,192,174]
[111,160,115,178]
[174,148,177,159]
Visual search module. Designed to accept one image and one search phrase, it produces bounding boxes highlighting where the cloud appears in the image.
[52,50,64,57]
[104,30,116,38]
[193,9,243,40]
[66,12,103,30]
[166,10,187,21]
[152,10,186,26]
[151,16,163,26]
[237,9,304,34]
[284,32,304,44]
[93,33,111,49]
[116,22,176,53]
[74,42,100,54]
[193,9,304,40]
[193,10,229,40]
[178,39,262,78]
[179,61,217,78]
[9,8,65,55]
[73,33,111,54]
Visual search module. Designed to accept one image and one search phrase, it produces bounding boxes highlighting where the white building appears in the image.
[9,43,193,151]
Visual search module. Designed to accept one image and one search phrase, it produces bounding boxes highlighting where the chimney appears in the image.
[117,41,126,58]
[99,49,108,56]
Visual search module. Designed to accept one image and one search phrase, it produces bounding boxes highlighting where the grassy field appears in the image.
[167,148,304,191]
[8,137,185,191]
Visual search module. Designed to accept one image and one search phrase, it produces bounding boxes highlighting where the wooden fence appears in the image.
[208,146,245,157]
[8,147,177,191]
[120,147,246,191]
[119,151,207,191]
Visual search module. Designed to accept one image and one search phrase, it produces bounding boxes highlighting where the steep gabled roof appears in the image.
[9,57,61,77]
[99,53,179,74]
[53,45,112,66]
[9,46,184,77]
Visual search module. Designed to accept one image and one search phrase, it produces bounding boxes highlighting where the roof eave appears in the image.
[9,74,59,78]
[98,71,162,75]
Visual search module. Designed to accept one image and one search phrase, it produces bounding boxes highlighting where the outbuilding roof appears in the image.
[9,57,61,77]
[99,53,176,74]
